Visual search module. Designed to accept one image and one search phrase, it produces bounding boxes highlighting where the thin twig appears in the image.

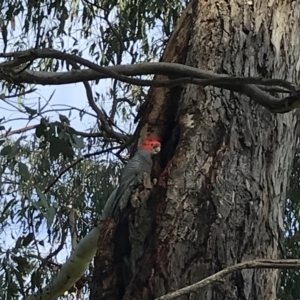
[0,124,36,138]
[67,60,128,143]
[45,224,68,262]
[3,87,37,98]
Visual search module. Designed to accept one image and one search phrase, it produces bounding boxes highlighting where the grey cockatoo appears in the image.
[103,136,161,222]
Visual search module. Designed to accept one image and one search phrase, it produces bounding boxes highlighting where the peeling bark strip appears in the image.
[92,0,299,300]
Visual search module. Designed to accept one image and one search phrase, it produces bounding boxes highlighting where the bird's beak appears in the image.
[153,146,161,154]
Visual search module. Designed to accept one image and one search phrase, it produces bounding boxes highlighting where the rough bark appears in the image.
[91,0,300,299]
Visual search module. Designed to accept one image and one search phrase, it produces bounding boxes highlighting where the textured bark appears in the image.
[91,0,300,299]
[90,219,117,300]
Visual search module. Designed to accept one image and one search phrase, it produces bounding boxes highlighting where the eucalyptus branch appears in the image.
[155,259,300,300]
[0,48,299,113]
[25,219,114,300]
[0,48,158,88]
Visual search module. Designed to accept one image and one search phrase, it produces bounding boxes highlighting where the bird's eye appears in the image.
[150,143,154,146]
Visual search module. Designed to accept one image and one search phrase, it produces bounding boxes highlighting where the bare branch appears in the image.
[0,48,161,88]
[65,59,129,143]
[0,124,36,138]
[155,258,300,300]
[50,105,98,118]
[0,48,299,113]
[3,86,37,98]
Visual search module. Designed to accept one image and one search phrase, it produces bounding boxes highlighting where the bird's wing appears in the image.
[118,156,142,187]
[111,151,152,220]
[112,159,141,213]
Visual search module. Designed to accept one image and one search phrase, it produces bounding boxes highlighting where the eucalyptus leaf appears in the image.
[46,206,56,229]
[72,134,84,149]
[22,233,34,247]
[18,162,30,181]
[23,105,37,116]
[36,188,49,209]
[0,145,12,156]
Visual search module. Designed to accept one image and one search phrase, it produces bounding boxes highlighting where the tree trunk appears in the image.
[91,0,300,299]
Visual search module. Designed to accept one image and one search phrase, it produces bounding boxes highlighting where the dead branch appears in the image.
[63,57,129,143]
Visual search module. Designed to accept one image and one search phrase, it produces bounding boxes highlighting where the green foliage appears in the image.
[2,0,184,63]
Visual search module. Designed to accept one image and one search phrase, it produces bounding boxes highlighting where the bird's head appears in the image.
[140,137,161,155]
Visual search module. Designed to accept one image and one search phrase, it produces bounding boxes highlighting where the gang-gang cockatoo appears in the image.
[104,136,161,222]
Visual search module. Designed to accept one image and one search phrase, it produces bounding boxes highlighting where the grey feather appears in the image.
[102,187,117,219]
[110,150,153,221]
